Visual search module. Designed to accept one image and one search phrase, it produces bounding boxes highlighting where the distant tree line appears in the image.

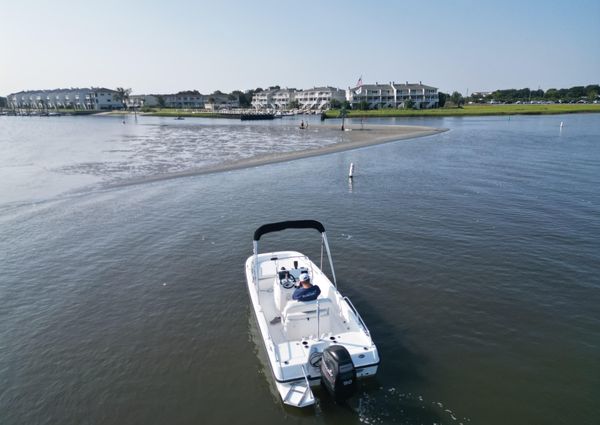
[469,84,599,104]
[0,96,6,108]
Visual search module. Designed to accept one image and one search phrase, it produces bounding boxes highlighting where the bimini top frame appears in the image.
[252,220,337,287]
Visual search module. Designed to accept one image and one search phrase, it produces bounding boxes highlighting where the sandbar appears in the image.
[109,123,447,187]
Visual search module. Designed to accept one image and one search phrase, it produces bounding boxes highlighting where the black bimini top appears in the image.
[253,220,325,241]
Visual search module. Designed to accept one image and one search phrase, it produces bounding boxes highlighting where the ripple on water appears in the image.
[353,387,471,425]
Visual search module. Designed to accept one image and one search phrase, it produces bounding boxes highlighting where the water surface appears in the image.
[1,113,599,425]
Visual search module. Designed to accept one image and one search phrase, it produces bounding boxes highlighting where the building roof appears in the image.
[349,82,438,91]
[392,82,437,90]
[8,87,118,97]
[297,86,343,93]
[174,90,202,96]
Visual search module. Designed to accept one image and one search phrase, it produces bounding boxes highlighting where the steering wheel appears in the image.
[280,273,296,289]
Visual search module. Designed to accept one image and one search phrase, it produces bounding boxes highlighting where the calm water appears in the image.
[1,114,599,425]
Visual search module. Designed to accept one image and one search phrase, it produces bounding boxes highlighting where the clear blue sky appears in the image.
[1,0,598,95]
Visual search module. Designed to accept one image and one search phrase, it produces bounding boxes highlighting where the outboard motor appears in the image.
[320,345,356,403]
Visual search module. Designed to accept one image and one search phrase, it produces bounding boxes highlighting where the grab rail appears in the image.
[301,365,311,388]
[343,296,371,338]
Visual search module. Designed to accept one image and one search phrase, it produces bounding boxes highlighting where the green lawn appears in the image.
[324,103,600,118]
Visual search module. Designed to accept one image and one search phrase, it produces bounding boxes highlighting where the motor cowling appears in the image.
[320,345,357,402]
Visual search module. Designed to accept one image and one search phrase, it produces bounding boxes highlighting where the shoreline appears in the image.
[4,103,599,119]
[108,124,447,188]
[92,103,600,119]
[324,103,600,118]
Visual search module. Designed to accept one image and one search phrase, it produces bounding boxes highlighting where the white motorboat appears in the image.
[245,220,379,408]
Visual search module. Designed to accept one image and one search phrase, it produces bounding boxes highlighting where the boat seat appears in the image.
[282,298,333,339]
[283,298,332,320]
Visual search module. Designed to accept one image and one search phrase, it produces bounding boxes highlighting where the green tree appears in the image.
[231,90,251,108]
[567,86,585,100]
[240,93,252,108]
[114,87,131,109]
[585,84,599,101]
[329,99,342,109]
[557,88,569,101]
[531,89,544,100]
[404,98,414,109]
[450,91,464,106]
[438,92,447,107]
[544,89,559,101]
[0,96,6,108]
[358,101,370,110]
[287,100,300,109]
[157,95,166,108]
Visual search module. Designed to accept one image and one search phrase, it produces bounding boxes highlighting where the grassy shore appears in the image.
[324,103,600,118]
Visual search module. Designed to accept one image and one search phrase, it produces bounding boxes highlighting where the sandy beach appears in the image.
[110,123,447,187]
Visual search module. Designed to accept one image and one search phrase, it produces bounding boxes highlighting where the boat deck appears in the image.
[254,252,373,373]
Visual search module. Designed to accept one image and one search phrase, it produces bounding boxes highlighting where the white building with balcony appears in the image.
[252,87,343,110]
[7,88,122,110]
[270,89,296,109]
[295,87,346,110]
[251,88,296,110]
[347,81,438,109]
[251,90,274,109]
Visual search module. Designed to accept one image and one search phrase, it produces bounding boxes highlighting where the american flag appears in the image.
[356,76,363,87]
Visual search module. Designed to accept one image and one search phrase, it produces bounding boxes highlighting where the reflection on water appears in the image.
[0,115,342,206]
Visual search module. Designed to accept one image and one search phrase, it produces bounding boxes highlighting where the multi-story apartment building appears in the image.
[7,88,122,110]
[270,89,296,109]
[294,87,346,110]
[127,95,159,108]
[251,90,273,109]
[127,91,239,110]
[347,81,439,109]
[252,87,344,110]
[204,93,240,110]
[250,88,295,109]
[162,90,204,108]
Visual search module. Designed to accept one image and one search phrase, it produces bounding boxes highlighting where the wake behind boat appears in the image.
[245,220,379,407]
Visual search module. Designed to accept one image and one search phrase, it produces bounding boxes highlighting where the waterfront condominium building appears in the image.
[162,90,205,108]
[127,91,239,110]
[204,93,240,110]
[347,81,439,109]
[270,89,296,109]
[251,89,296,110]
[7,88,122,110]
[294,87,346,110]
[127,95,159,108]
[251,89,274,109]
